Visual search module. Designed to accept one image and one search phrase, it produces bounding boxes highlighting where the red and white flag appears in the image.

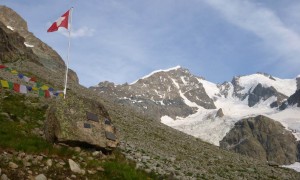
[47,9,70,32]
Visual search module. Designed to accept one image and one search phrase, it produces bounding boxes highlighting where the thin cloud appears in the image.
[203,0,300,64]
[59,26,95,38]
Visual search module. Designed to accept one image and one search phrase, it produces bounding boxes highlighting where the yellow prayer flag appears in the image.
[11,70,18,74]
[41,85,49,90]
[1,80,9,88]
[32,87,38,91]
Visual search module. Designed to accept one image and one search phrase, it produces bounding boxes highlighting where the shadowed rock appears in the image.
[220,115,298,165]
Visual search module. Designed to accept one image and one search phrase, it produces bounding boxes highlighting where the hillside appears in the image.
[0,5,300,180]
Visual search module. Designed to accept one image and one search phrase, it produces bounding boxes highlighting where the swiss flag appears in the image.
[47,10,70,32]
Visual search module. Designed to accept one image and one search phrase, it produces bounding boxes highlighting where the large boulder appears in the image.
[45,95,118,151]
[220,115,298,165]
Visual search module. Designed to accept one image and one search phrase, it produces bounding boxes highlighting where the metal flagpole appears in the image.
[63,7,73,99]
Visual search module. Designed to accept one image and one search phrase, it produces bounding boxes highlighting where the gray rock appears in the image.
[215,108,224,118]
[8,162,18,169]
[92,151,101,157]
[96,166,105,172]
[1,174,9,180]
[0,168,1,175]
[74,147,81,153]
[45,96,118,150]
[68,159,85,175]
[46,159,53,167]
[35,174,47,180]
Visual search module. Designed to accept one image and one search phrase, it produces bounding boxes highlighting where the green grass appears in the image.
[0,91,75,157]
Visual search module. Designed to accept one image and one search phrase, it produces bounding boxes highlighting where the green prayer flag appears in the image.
[36,82,42,88]
[38,89,45,97]
[8,82,13,90]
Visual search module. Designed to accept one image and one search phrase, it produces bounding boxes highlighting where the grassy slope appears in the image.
[0,90,157,179]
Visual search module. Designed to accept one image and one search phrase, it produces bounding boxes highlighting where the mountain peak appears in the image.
[130,65,184,84]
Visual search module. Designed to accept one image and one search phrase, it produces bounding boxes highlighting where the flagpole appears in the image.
[63,7,73,99]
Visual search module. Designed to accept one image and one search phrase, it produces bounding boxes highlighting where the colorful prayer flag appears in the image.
[41,85,49,90]
[45,90,50,98]
[13,83,20,92]
[8,82,13,90]
[20,85,27,94]
[1,80,9,88]
[23,76,31,82]
[11,70,18,74]
[0,65,6,69]
[27,86,32,91]
[38,89,45,97]
[30,77,37,82]
[18,73,24,79]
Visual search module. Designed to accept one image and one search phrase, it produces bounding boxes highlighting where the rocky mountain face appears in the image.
[91,66,216,119]
[93,71,297,121]
[287,90,300,108]
[0,5,78,83]
[220,115,299,165]
[297,76,300,90]
[229,73,288,107]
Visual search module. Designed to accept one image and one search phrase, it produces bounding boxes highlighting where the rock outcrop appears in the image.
[248,83,287,107]
[0,5,78,84]
[287,90,300,107]
[215,108,224,118]
[220,115,298,165]
[45,95,118,151]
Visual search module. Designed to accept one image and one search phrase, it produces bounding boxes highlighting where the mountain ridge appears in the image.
[92,66,300,146]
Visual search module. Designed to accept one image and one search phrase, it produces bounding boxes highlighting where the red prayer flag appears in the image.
[13,83,20,92]
[0,65,6,69]
[30,77,37,82]
[47,9,70,32]
[45,90,51,98]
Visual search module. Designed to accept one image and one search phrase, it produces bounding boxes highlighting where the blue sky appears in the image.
[1,0,300,87]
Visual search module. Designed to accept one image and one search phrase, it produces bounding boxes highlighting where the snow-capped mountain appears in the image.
[91,66,300,146]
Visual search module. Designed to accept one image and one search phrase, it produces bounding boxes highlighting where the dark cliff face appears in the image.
[248,83,287,107]
[297,77,300,91]
[0,5,79,84]
[220,115,298,165]
[287,90,300,107]
[0,21,41,65]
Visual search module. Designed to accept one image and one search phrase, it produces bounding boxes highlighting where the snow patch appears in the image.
[282,162,300,172]
[130,66,181,85]
[237,74,296,96]
[24,42,34,48]
[6,25,14,31]
[197,78,219,98]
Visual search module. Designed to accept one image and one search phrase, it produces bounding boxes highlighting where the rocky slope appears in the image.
[0,5,78,84]
[1,5,300,179]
